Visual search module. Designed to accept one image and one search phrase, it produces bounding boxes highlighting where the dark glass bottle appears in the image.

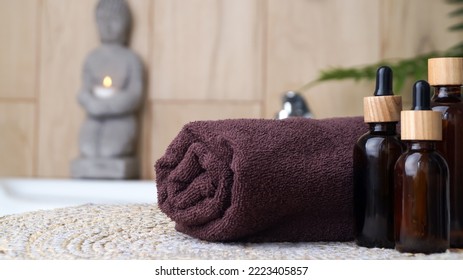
[353,66,403,248]
[429,59,463,248]
[354,123,404,248]
[394,80,450,254]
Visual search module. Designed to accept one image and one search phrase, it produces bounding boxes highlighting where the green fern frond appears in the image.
[449,7,463,16]
[299,52,445,93]
[449,22,463,30]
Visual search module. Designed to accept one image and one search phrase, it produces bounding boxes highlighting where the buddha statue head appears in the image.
[95,0,131,45]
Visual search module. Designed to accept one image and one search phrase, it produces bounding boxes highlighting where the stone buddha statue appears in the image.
[71,0,144,179]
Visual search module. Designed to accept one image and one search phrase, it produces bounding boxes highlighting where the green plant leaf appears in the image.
[448,22,463,30]
[449,7,463,16]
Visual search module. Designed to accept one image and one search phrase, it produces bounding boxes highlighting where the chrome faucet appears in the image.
[277,91,312,119]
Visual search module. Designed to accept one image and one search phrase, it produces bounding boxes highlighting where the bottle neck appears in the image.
[368,122,397,135]
[407,141,437,151]
[433,85,462,98]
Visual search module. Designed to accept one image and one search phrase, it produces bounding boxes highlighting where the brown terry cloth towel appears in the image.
[156,117,368,242]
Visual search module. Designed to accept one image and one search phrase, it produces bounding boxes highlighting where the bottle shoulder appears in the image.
[354,133,404,157]
[431,103,463,121]
[432,95,463,104]
[397,149,449,169]
[356,132,402,146]
[432,100,463,116]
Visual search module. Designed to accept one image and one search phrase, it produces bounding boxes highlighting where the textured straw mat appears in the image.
[0,204,462,260]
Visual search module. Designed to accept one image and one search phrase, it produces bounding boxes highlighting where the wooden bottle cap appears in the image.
[363,95,402,123]
[428,57,463,85]
[400,110,442,141]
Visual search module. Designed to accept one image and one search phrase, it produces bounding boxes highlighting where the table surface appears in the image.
[1,204,462,260]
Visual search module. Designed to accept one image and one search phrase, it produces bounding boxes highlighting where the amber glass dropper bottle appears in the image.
[429,57,463,248]
[353,66,404,248]
[395,80,450,254]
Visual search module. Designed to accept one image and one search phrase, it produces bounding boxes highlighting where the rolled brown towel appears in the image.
[155,117,368,242]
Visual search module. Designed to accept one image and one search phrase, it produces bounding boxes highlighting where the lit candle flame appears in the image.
[103,76,112,88]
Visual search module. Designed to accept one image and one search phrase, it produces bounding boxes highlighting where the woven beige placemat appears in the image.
[0,204,462,260]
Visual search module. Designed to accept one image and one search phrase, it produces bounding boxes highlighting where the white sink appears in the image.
[0,178,157,216]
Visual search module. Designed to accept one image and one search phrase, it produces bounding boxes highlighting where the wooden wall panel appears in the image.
[139,103,153,179]
[380,0,462,59]
[379,0,463,107]
[150,101,261,176]
[37,0,97,177]
[0,0,39,99]
[151,0,265,101]
[128,0,151,63]
[0,103,35,177]
[265,0,381,119]
[127,0,153,179]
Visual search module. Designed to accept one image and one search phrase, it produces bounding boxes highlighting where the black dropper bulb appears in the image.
[374,66,394,96]
[412,80,431,110]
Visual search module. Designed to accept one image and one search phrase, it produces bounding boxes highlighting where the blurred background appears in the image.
[0,0,461,181]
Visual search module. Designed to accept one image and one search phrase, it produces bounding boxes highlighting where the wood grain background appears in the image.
[0,0,461,179]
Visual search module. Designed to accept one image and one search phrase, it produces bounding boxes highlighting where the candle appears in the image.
[93,76,115,98]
